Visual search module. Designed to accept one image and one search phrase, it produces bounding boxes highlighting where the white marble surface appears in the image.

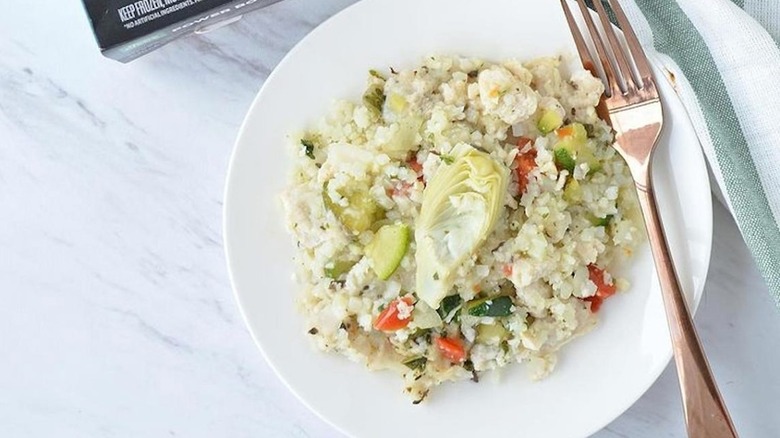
[1,0,779,436]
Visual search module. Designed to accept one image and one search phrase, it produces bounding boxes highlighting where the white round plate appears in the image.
[224,0,712,436]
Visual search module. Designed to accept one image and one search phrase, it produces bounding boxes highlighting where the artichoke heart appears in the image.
[415,144,508,308]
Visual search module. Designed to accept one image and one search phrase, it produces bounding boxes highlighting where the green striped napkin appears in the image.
[616,0,780,307]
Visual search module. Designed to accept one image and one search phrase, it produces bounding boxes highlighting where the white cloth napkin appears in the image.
[618,0,780,306]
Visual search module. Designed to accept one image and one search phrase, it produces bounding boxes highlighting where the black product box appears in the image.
[82,0,283,62]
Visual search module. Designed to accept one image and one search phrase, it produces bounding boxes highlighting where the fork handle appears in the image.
[634,182,738,438]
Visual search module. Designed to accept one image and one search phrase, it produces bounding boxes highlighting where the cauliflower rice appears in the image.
[281,55,644,403]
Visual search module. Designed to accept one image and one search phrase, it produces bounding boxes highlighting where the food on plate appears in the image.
[280,55,644,403]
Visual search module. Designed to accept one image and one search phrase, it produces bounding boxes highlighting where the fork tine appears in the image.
[573,0,619,96]
[559,0,599,77]
[592,0,638,92]
[605,0,654,87]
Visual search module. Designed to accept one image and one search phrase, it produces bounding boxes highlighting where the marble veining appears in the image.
[1,0,778,436]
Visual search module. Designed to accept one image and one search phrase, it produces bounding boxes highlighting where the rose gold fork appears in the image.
[560,1,738,437]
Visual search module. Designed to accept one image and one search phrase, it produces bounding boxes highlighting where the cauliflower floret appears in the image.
[525,57,563,97]
[564,69,605,110]
[477,66,538,124]
[501,59,534,84]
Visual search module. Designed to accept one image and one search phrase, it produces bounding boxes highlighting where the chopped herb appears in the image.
[471,369,480,383]
[554,147,576,173]
[594,214,613,227]
[363,85,386,116]
[301,139,315,159]
[368,69,387,80]
[499,280,514,295]
[433,272,440,281]
[412,390,429,405]
[437,294,463,321]
[403,356,428,371]
[584,123,596,138]
[500,340,510,354]
[390,66,398,74]
[440,154,455,165]
[308,327,318,335]
[462,359,474,372]
[409,328,431,341]
[465,296,513,317]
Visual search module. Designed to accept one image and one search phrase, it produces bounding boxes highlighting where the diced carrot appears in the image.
[407,157,424,182]
[516,136,533,149]
[502,263,513,278]
[585,264,617,312]
[435,337,466,363]
[588,264,617,296]
[374,297,414,331]
[408,159,423,175]
[514,148,537,195]
[556,125,575,138]
[584,295,604,312]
